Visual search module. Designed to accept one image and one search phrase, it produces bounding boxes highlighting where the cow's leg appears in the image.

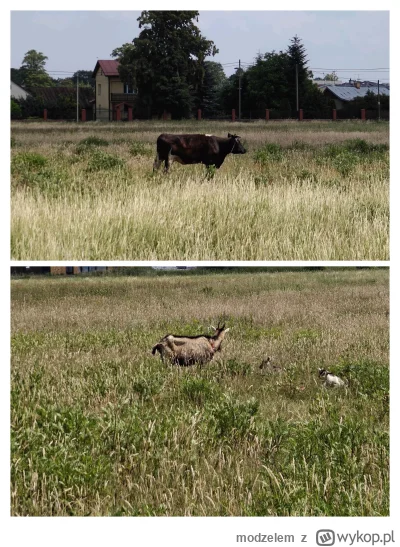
[164,147,174,172]
[153,152,162,171]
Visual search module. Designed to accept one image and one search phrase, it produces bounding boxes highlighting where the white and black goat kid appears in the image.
[318,368,346,387]
[151,323,230,366]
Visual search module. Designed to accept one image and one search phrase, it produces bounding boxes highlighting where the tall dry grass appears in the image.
[11,121,389,260]
[11,268,389,516]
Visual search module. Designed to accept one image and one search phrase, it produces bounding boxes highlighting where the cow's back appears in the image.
[156,133,219,163]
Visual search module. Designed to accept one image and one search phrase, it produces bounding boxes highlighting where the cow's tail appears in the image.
[153,152,162,172]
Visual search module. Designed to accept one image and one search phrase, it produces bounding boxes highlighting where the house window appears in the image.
[98,84,101,96]
[124,84,135,94]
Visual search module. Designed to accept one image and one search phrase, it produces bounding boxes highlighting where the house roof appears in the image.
[29,86,95,107]
[324,85,390,102]
[11,81,30,93]
[92,60,120,78]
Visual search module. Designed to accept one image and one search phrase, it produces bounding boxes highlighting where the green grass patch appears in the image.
[11,269,389,515]
[85,149,125,172]
[78,136,109,147]
[129,141,152,157]
[11,152,47,174]
[254,142,283,164]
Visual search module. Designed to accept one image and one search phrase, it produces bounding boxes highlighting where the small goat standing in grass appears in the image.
[259,356,283,373]
[151,323,230,366]
[318,368,346,387]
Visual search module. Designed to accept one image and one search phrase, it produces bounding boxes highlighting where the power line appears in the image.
[309,67,389,70]
[219,61,389,70]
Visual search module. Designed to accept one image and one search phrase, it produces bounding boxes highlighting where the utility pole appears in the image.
[377,79,381,121]
[295,64,299,118]
[238,59,242,121]
[76,72,79,123]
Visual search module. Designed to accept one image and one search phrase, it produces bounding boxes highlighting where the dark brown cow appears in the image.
[153,133,246,172]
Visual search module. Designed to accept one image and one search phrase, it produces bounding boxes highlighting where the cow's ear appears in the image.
[228,133,232,138]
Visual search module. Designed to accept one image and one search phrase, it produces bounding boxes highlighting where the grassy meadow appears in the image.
[11,268,389,516]
[11,120,389,260]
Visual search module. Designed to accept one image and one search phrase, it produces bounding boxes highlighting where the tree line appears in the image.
[11,11,388,120]
[111,11,334,118]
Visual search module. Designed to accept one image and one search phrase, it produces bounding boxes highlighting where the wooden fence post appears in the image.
[128,107,132,121]
[116,105,121,121]
[43,109,47,121]
[232,109,236,122]
[197,109,202,121]
[81,109,86,122]
[332,109,337,121]
[299,109,303,121]
[265,109,270,121]
[361,108,366,121]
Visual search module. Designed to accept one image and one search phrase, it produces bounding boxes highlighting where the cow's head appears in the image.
[228,133,246,154]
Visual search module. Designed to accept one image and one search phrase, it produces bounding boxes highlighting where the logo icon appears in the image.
[316,530,335,546]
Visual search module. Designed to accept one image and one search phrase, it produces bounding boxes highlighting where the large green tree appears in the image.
[286,35,317,114]
[246,51,291,113]
[324,73,339,82]
[197,61,226,116]
[20,49,54,87]
[220,70,252,116]
[220,36,333,118]
[72,70,95,88]
[112,11,218,118]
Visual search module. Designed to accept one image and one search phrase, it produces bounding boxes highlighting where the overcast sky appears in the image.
[10,11,389,83]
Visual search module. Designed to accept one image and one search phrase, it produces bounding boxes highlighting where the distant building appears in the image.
[313,78,344,91]
[11,267,111,275]
[92,59,136,121]
[28,86,94,110]
[314,78,389,95]
[11,81,30,100]
[323,85,390,109]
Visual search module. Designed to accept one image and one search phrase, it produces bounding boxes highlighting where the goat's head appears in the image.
[209,322,230,352]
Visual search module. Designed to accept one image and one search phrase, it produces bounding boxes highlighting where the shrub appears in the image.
[254,143,283,164]
[317,140,389,176]
[336,359,389,397]
[129,142,151,157]
[11,99,22,120]
[75,136,109,156]
[209,394,259,439]
[11,152,47,174]
[79,136,109,147]
[85,150,125,172]
[181,377,217,405]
